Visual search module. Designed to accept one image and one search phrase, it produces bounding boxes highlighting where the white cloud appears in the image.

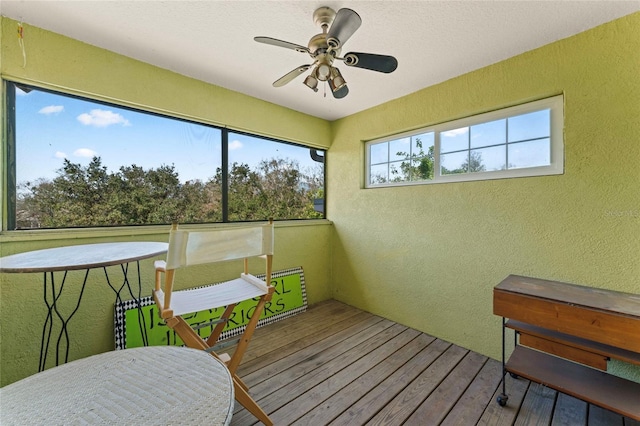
[54,151,67,159]
[73,148,98,158]
[229,140,243,150]
[442,127,469,137]
[39,105,64,115]
[77,109,130,127]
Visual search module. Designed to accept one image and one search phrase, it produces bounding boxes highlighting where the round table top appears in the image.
[0,242,168,273]
[0,346,234,426]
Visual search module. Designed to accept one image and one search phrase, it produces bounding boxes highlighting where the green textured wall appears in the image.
[328,12,640,379]
[2,12,640,388]
[0,17,333,386]
[0,19,330,146]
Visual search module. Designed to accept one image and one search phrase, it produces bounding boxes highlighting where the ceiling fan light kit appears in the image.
[329,67,347,91]
[303,74,319,92]
[254,6,398,99]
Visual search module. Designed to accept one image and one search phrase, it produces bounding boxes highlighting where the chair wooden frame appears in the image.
[153,220,275,425]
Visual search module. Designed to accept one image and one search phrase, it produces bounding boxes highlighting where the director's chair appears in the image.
[153,220,274,425]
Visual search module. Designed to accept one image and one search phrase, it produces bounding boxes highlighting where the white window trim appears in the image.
[365,95,564,188]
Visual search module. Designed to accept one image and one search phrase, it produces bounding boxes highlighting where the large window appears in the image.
[366,95,563,187]
[5,81,325,230]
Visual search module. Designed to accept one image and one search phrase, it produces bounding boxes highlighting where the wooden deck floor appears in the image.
[226,300,640,426]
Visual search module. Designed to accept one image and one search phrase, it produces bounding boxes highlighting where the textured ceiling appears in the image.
[2,1,639,121]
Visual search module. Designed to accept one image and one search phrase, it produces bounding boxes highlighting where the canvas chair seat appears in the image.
[154,271,268,316]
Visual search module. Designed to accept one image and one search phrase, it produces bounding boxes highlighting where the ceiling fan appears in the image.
[254,6,398,99]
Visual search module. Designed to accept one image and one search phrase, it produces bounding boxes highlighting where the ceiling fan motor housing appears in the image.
[313,7,336,29]
[308,33,328,54]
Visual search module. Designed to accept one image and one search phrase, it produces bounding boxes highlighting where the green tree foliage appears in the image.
[16,156,323,229]
[391,137,434,182]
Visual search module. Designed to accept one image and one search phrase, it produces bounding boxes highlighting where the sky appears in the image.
[369,109,551,178]
[16,84,546,187]
[15,86,321,185]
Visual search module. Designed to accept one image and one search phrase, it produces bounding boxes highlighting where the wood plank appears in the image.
[494,290,640,353]
[232,321,405,424]
[494,276,640,353]
[519,333,608,370]
[328,338,452,426]
[551,393,587,426]
[440,359,504,426]
[291,333,436,426]
[366,344,469,425]
[477,373,530,426]
[506,346,640,420]
[589,404,624,426]
[271,328,422,425]
[238,310,375,377]
[227,299,640,426]
[507,319,640,366]
[230,300,364,367]
[495,275,640,317]
[242,314,385,389]
[404,351,488,425]
[625,417,640,426]
[245,299,360,351]
[514,382,557,426]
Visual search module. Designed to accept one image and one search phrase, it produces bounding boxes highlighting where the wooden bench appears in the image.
[493,275,640,421]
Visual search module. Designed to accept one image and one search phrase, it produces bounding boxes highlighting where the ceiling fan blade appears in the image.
[254,36,310,54]
[343,52,398,73]
[273,65,312,87]
[332,84,349,99]
[326,8,362,49]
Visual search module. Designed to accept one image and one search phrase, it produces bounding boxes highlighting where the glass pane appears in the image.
[369,142,388,164]
[440,127,469,153]
[412,132,434,158]
[471,119,506,149]
[508,138,551,169]
[389,160,410,182]
[370,163,388,184]
[470,145,506,172]
[389,137,411,161]
[228,133,320,172]
[15,86,223,228]
[16,91,221,187]
[508,109,550,142]
[12,83,326,228]
[411,158,434,181]
[441,151,469,175]
[228,132,325,221]
[411,132,434,180]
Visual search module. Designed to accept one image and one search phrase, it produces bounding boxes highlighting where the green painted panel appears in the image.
[116,267,307,349]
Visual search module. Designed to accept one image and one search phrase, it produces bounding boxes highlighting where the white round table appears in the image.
[0,346,234,425]
[0,242,168,370]
[0,242,168,273]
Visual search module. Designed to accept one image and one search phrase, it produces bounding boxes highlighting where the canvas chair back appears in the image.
[165,223,274,270]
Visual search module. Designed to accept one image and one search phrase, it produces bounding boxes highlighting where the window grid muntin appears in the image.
[439,110,551,175]
[367,131,435,185]
[366,95,563,188]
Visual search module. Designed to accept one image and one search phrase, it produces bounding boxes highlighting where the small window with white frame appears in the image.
[365,95,563,187]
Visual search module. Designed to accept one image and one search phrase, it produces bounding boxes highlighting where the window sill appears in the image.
[0,219,333,244]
